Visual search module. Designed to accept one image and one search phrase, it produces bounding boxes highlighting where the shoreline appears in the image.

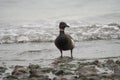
[0,40,120,80]
[1,56,120,80]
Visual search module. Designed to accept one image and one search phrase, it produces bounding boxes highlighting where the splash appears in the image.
[0,22,120,44]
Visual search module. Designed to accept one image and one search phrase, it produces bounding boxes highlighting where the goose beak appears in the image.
[66,24,70,27]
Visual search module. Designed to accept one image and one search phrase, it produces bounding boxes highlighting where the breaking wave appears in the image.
[0,22,120,44]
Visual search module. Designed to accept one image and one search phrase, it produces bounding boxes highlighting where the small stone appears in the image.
[55,70,64,76]
[64,71,74,75]
[113,64,120,74]
[28,64,40,69]
[0,66,7,75]
[29,77,37,80]
[86,76,100,80]
[70,75,79,80]
[106,59,114,64]
[3,75,18,80]
[41,67,53,73]
[12,65,27,76]
[29,75,50,80]
[53,77,57,80]
[52,56,73,65]
[77,65,98,75]
[116,60,120,65]
[105,59,115,70]
[61,78,68,80]
[92,60,99,65]
[29,69,44,78]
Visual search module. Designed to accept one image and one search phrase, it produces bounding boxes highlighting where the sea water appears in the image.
[0,0,120,68]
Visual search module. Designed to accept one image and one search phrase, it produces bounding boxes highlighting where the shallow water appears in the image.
[0,40,120,67]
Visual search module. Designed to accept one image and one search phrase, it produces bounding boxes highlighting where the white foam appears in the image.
[0,22,120,44]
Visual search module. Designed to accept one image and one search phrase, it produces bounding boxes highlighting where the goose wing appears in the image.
[66,34,75,48]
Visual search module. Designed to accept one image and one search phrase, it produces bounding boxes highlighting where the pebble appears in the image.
[2,57,120,80]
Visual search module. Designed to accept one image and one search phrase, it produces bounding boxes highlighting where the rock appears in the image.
[54,70,64,76]
[63,63,76,70]
[29,64,43,77]
[29,75,50,80]
[53,69,73,76]
[77,60,101,66]
[28,64,52,80]
[64,70,74,75]
[53,77,68,80]
[53,77,57,80]
[52,56,73,65]
[113,64,120,74]
[100,73,113,78]
[77,65,98,75]
[0,66,7,75]
[41,67,53,73]
[11,65,28,79]
[108,23,120,29]
[112,73,120,78]
[28,64,40,70]
[106,59,114,64]
[3,75,19,80]
[3,58,120,80]
[60,78,68,80]
[29,77,37,80]
[29,68,44,77]
[92,60,99,65]
[77,76,89,80]
[116,60,120,65]
[12,65,27,76]
[86,76,100,80]
[70,75,79,80]
[105,59,115,70]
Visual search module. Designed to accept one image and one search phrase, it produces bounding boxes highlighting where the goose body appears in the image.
[55,22,75,58]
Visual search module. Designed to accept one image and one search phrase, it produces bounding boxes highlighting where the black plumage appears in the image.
[55,22,75,58]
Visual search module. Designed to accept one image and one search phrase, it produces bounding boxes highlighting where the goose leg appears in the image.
[71,49,73,58]
[60,50,63,58]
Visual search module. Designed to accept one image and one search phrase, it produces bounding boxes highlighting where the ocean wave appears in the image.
[0,23,120,44]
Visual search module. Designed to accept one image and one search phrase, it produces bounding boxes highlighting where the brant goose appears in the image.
[55,22,75,58]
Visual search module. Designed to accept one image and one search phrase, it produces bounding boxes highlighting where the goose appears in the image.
[55,22,75,58]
